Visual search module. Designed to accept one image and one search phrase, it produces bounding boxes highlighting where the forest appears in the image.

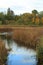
[0,8,43,26]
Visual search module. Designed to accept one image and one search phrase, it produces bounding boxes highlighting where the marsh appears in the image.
[4,40,38,65]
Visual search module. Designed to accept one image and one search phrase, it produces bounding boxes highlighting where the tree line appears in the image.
[0,8,43,26]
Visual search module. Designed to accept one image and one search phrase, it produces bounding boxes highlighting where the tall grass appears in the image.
[0,40,8,65]
[12,29,41,49]
[37,36,43,65]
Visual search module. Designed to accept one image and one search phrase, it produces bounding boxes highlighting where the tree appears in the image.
[20,13,32,25]
[32,9,38,16]
[32,10,38,24]
[7,8,14,20]
[0,12,6,24]
[39,11,43,17]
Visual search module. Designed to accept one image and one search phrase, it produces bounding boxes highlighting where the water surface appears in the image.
[4,40,37,65]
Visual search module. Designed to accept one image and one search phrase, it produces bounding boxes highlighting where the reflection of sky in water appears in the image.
[7,41,37,65]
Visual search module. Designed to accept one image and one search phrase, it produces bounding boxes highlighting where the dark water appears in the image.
[4,40,38,65]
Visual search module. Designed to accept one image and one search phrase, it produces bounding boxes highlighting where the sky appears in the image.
[0,0,43,15]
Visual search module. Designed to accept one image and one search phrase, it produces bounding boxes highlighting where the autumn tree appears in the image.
[20,13,32,25]
[32,9,38,24]
[39,11,43,25]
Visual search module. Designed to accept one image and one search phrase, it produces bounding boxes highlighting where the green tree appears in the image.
[7,8,14,20]
[0,12,6,24]
[39,11,43,17]
[32,9,38,16]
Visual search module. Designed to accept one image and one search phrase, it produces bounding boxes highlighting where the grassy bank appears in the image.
[37,36,43,65]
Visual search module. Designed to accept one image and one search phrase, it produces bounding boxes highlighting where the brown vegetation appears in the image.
[11,26,43,49]
[0,40,8,65]
[0,26,43,49]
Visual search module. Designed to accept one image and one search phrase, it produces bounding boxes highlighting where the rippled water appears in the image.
[4,40,38,65]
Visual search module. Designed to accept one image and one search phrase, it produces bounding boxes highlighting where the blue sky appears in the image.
[0,0,43,15]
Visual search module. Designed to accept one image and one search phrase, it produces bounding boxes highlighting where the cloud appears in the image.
[0,0,43,14]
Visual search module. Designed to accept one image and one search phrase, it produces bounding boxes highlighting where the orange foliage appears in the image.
[41,17,43,24]
[35,17,40,24]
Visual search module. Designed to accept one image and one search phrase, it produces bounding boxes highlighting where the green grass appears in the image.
[37,36,43,65]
